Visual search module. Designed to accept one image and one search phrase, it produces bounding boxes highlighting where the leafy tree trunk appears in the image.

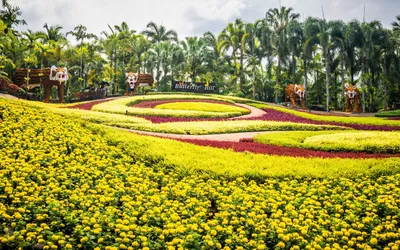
[232,51,237,91]
[383,63,388,111]
[361,50,366,113]
[292,54,296,79]
[114,49,118,93]
[303,57,307,107]
[252,68,256,100]
[325,48,331,112]
[334,71,338,110]
[275,54,281,103]
[80,40,84,88]
[341,53,345,110]
[239,49,244,92]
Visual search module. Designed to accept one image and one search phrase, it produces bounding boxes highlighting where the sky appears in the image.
[10,0,400,41]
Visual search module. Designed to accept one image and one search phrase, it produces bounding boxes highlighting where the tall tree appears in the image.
[265,6,300,103]
[67,24,97,86]
[141,22,178,43]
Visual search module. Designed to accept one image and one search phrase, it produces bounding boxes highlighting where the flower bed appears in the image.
[66,98,117,110]
[250,103,400,127]
[132,99,237,109]
[92,95,244,118]
[154,102,250,114]
[1,100,400,249]
[174,138,400,158]
[254,131,400,153]
[248,108,400,131]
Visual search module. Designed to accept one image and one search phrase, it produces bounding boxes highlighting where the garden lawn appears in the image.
[376,109,400,117]
[1,99,400,250]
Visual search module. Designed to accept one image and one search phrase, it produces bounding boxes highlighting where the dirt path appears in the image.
[229,103,267,119]
[0,93,19,99]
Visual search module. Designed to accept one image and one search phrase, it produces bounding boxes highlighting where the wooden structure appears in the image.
[12,66,68,103]
[125,72,154,96]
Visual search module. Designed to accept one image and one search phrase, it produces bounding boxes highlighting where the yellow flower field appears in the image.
[1,99,400,250]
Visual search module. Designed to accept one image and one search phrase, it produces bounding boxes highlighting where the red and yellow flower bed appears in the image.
[1,99,400,250]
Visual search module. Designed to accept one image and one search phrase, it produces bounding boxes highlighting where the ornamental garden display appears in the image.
[12,66,69,103]
[285,84,306,108]
[124,72,154,96]
[344,83,362,113]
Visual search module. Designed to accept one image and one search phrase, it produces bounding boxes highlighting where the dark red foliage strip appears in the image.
[142,116,226,123]
[140,107,400,130]
[174,138,400,159]
[132,99,240,108]
[66,98,116,110]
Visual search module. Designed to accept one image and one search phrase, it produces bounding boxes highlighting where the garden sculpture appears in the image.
[285,84,306,108]
[344,83,361,112]
[12,66,68,103]
[125,72,154,96]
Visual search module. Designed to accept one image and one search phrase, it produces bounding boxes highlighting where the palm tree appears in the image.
[181,36,211,82]
[287,20,303,81]
[41,23,65,42]
[67,25,97,86]
[391,15,400,101]
[303,17,321,107]
[307,18,343,111]
[141,22,178,43]
[101,25,120,93]
[218,22,240,90]
[265,6,300,103]
[0,0,26,31]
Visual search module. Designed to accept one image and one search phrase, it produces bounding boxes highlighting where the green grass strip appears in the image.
[254,130,400,153]
[251,103,400,126]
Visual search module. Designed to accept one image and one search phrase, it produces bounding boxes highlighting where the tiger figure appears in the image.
[344,83,361,112]
[285,84,306,108]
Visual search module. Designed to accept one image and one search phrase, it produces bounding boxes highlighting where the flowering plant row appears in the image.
[118,120,347,135]
[92,95,244,118]
[154,102,250,114]
[132,99,238,109]
[174,138,400,158]
[254,131,400,154]
[6,99,150,126]
[250,103,400,127]
[1,100,400,250]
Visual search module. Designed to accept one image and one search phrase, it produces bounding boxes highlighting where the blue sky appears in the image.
[12,0,400,40]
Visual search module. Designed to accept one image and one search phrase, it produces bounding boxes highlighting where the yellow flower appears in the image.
[277,242,285,248]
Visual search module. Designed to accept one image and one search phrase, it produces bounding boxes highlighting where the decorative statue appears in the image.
[285,84,306,108]
[12,66,69,103]
[344,83,361,112]
[124,72,154,96]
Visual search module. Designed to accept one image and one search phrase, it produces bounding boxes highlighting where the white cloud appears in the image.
[10,0,400,41]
